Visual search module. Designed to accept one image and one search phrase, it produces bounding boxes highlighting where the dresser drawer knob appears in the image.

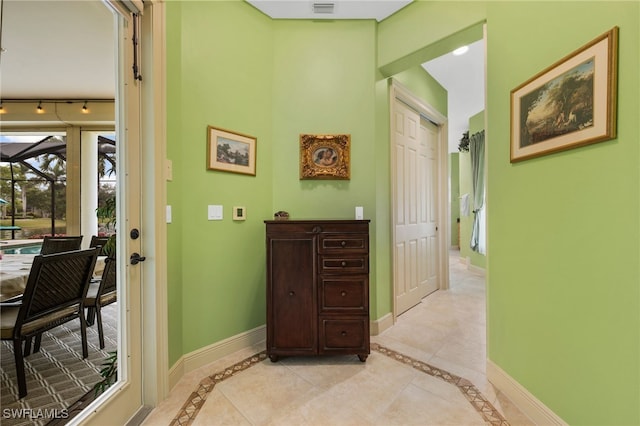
[289,291,295,297]
[341,331,347,336]
[341,241,346,247]
[341,261,347,267]
[341,291,347,297]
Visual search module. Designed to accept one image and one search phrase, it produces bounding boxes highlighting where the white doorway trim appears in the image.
[390,80,450,322]
[72,1,168,424]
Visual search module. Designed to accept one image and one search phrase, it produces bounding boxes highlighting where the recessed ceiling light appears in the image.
[452,45,469,56]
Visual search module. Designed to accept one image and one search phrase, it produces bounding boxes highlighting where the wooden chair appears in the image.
[89,235,111,256]
[85,257,117,349]
[40,235,83,255]
[0,248,99,398]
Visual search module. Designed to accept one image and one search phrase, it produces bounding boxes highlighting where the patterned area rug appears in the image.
[1,304,117,426]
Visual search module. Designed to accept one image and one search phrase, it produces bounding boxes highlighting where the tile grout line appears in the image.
[169,345,509,426]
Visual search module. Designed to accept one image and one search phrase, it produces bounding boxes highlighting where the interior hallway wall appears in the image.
[486,2,639,424]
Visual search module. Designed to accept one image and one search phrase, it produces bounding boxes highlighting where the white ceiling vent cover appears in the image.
[312,3,335,14]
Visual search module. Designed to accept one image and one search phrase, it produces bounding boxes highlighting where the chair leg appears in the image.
[86,306,96,326]
[33,334,42,353]
[79,311,89,359]
[13,339,27,398]
[24,337,32,356]
[96,306,105,349]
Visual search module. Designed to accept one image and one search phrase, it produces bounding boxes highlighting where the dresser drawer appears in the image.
[319,256,368,274]
[319,276,368,313]
[319,233,368,254]
[320,318,368,352]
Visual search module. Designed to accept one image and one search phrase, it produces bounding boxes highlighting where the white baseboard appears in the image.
[487,359,567,425]
[468,263,485,275]
[371,312,393,335]
[168,325,266,390]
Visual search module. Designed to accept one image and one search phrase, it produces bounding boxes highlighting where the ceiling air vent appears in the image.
[312,3,335,14]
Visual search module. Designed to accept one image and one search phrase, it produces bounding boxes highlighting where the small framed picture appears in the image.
[299,134,350,180]
[207,126,256,176]
[510,27,618,162]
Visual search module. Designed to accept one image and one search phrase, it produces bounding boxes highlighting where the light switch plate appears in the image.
[208,205,223,220]
[233,206,246,221]
[166,205,172,223]
[355,206,364,220]
[166,159,173,181]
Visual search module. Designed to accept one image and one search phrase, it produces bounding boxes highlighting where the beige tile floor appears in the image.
[142,251,533,426]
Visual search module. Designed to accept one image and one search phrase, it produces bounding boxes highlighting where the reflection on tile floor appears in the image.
[142,251,534,426]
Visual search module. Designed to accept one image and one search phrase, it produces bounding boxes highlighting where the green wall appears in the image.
[165,0,183,367]
[165,3,446,360]
[391,65,447,115]
[270,19,383,315]
[166,3,640,424]
[459,111,486,268]
[486,2,639,424]
[166,1,274,359]
[377,1,486,76]
[166,0,449,357]
[270,20,377,220]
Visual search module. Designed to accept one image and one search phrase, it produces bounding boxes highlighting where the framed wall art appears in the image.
[207,126,256,175]
[510,27,618,162]
[300,134,350,180]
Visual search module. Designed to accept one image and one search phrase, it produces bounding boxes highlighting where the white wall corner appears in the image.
[370,312,394,336]
[168,357,185,391]
[487,359,568,426]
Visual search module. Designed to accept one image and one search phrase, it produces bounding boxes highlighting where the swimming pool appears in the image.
[1,243,42,254]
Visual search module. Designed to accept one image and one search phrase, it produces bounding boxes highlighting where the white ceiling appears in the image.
[422,39,485,152]
[0,0,115,100]
[1,0,484,152]
[246,0,412,21]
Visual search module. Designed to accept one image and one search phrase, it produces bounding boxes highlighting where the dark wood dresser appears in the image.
[265,219,370,362]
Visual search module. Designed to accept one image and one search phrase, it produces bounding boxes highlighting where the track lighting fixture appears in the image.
[82,101,89,113]
[36,101,44,113]
[0,103,4,114]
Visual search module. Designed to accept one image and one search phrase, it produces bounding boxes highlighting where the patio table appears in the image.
[0,254,106,302]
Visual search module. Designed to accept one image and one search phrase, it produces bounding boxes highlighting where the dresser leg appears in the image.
[269,354,280,362]
[358,354,368,362]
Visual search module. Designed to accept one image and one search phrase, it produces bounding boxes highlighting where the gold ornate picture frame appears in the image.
[299,134,350,180]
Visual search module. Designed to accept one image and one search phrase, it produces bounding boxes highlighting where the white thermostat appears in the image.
[233,206,246,221]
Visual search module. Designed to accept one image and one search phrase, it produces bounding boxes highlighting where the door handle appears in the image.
[130,252,146,265]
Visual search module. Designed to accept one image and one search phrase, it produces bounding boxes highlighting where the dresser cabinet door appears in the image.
[267,237,317,354]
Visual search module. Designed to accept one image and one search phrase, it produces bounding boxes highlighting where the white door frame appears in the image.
[73,1,168,424]
[390,80,450,322]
